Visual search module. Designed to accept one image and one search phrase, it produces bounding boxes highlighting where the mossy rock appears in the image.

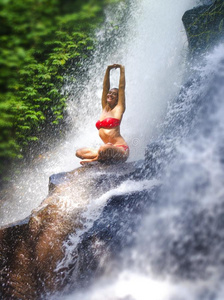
[182,0,224,55]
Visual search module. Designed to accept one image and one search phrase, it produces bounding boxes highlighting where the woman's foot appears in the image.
[80,157,98,165]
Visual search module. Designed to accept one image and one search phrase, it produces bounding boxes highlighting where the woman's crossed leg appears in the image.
[76,144,128,165]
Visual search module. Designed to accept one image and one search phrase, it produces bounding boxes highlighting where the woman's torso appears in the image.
[97,109,127,145]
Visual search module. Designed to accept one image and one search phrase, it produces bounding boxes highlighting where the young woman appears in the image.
[76,64,129,165]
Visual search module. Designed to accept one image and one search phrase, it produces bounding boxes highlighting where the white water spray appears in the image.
[0,0,195,227]
[59,44,224,300]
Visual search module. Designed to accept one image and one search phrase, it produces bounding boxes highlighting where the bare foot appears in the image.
[80,158,98,165]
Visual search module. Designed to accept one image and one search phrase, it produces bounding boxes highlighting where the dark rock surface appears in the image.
[57,186,160,294]
[0,160,159,299]
[182,0,224,55]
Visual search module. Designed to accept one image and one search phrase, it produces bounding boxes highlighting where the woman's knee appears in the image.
[76,148,84,158]
[76,147,98,159]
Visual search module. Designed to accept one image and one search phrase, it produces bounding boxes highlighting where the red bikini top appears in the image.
[96,117,120,130]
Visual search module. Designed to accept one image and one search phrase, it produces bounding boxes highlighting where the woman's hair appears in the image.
[111,88,118,92]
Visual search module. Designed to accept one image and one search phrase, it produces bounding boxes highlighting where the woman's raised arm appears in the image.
[116,64,126,113]
[101,65,113,108]
[101,64,126,111]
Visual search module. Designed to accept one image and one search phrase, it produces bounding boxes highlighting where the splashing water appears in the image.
[49,1,224,300]
[56,43,224,300]
[3,0,224,299]
[0,0,196,226]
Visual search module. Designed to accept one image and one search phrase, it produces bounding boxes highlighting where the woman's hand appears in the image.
[107,64,122,70]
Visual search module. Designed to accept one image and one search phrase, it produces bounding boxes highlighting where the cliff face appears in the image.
[182,0,224,55]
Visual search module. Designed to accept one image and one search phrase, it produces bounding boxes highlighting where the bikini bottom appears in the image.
[114,144,129,152]
[106,143,129,152]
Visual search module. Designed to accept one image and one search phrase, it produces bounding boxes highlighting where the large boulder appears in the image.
[0,161,155,299]
[0,167,86,299]
[59,186,160,295]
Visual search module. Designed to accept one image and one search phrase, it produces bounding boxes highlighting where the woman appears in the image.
[76,64,129,165]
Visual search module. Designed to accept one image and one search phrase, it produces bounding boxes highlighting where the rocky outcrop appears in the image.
[0,167,86,299]
[0,160,160,299]
[182,0,224,55]
[54,186,160,295]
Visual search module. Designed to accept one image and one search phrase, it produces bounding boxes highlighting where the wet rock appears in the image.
[182,0,224,55]
[0,161,153,299]
[0,193,82,299]
[56,185,161,293]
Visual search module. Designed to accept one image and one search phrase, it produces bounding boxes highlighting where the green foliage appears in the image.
[0,0,121,177]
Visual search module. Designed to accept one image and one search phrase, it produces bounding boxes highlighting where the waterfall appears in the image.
[51,0,224,298]
[2,0,224,298]
[65,0,197,160]
[56,35,224,300]
[0,0,196,226]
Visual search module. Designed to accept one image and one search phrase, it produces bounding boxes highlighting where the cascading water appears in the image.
[0,0,195,226]
[3,0,224,299]
[70,43,224,300]
[56,36,224,300]
[49,1,224,299]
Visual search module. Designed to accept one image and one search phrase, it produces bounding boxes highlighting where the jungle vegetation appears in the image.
[0,0,121,181]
